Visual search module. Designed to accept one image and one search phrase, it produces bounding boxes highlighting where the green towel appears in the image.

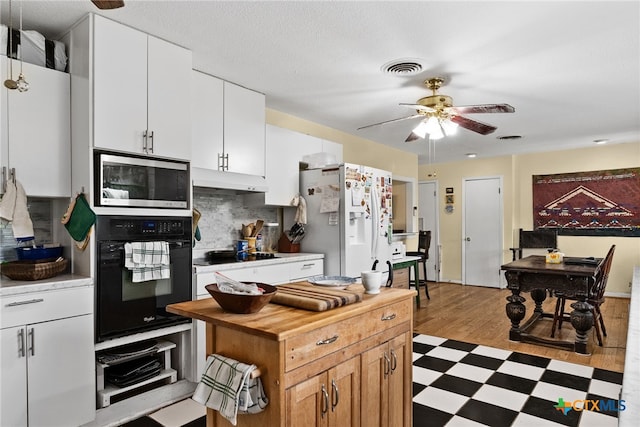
[62,194,96,243]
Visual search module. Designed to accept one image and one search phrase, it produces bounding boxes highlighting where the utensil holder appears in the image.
[278,233,300,253]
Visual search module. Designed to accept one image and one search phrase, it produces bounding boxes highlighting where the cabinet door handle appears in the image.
[17,328,25,358]
[321,384,329,418]
[149,130,154,153]
[143,130,148,153]
[28,328,35,356]
[390,349,398,373]
[381,313,396,321]
[217,153,225,171]
[316,335,338,346]
[383,352,391,378]
[331,379,339,411]
[5,298,44,307]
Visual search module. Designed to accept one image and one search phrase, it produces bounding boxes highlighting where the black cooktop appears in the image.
[194,252,279,265]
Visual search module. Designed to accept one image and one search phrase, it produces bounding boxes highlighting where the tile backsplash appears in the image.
[193,187,279,256]
[0,198,54,262]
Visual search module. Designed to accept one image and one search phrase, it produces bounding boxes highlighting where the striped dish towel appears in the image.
[192,354,268,426]
[124,241,170,283]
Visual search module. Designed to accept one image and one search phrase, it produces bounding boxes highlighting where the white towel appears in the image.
[291,194,307,225]
[192,354,268,426]
[0,179,35,240]
[124,241,170,283]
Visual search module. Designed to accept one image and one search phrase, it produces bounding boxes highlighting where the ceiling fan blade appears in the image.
[450,104,515,115]
[91,0,125,10]
[357,114,423,130]
[399,103,435,113]
[450,115,497,135]
[405,132,421,143]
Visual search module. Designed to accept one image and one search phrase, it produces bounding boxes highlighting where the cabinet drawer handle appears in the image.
[316,335,339,346]
[6,298,44,307]
[381,313,396,321]
[302,263,315,268]
[321,384,329,418]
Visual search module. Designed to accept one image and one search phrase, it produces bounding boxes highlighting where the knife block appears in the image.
[278,233,300,253]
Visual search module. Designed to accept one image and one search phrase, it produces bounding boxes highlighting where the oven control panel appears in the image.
[96,216,191,240]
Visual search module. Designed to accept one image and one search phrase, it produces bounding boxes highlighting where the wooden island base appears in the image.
[167,284,415,427]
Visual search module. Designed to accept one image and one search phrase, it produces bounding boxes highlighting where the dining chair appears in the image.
[550,244,616,346]
[406,230,431,300]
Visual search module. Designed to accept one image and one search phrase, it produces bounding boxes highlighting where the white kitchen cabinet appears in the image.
[0,286,95,427]
[246,125,343,206]
[191,70,266,176]
[0,56,70,197]
[93,14,192,160]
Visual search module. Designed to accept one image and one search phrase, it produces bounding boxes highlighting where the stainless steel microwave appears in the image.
[94,151,190,209]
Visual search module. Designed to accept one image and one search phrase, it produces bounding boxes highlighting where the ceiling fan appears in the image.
[91,1,125,10]
[358,77,515,142]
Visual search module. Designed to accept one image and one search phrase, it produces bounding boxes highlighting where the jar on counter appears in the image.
[262,223,280,253]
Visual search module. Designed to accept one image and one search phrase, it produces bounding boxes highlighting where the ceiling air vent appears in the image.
[496,135,523,141]
[381,59,424,76]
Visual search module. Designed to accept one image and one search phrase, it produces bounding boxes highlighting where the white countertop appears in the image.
[192,252,324,274]
[619,266,639,426]
[0,273,93,297]
[392,255,421,264]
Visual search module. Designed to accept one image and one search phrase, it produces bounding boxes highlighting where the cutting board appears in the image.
[270,282,364,311]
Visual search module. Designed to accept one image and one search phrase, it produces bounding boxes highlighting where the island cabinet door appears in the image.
[360,332,412,427]
[286,356,360,427]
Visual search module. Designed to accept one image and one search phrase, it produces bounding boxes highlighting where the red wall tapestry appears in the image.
[532,167,640,236]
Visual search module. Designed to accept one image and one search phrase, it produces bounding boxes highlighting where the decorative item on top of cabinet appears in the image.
[1,56,70,197]
[92,14,192,160]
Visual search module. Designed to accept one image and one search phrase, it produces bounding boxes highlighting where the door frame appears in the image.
[461,175,504,287]
[418,180,440,282]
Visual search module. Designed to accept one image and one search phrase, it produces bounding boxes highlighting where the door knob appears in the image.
[465,237,471,241]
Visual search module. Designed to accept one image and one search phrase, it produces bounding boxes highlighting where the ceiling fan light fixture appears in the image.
[413,120,430,139]
[441,118,458,136]
[424,116,441,135]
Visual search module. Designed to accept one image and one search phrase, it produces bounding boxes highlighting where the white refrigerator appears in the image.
[299,163,394,280]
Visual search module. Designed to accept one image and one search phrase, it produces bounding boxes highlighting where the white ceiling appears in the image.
[2,0,639,164]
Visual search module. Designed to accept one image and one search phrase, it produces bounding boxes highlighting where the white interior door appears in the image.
[463,177,503,287]
[418,181,439,281]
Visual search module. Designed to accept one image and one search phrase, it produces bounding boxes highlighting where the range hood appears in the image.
[191,167,268,193]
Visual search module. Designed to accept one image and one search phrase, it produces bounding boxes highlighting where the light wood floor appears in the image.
[413,282,629,373]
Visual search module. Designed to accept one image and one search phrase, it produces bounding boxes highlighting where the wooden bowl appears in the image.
[205,282,277,314]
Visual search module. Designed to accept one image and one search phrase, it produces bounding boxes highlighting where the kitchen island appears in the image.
[167,284,415,427]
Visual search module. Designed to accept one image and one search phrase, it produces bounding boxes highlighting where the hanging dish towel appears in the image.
[124,241,171,283]
[290,194,307,225]
[61,193,96,250]
[192,354,268,426]
[0,179,34,240]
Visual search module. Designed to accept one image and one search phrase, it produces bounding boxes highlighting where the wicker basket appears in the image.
[1,258,69,281]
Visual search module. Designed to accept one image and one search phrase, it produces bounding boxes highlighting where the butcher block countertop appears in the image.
[166,284,416,341]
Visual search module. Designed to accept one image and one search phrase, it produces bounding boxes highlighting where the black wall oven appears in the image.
[95,215,192,342]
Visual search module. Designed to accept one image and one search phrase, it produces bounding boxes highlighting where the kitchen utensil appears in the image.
[242,223,254,238]
[205,283,277,314]
[3,0,18,90]
[252,219,264,237]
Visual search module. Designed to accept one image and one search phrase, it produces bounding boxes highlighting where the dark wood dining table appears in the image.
[501,255,603,354]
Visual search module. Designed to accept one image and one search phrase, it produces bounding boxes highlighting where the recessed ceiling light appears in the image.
[466,153,477,158]
[594,139,609,145]
[381,58,425,76]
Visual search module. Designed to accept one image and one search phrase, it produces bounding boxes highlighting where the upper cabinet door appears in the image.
[1,59,71,197]
[223,82,265,176]
[93,15,148,154]
[190,70,224,170]
[147,36,192,160]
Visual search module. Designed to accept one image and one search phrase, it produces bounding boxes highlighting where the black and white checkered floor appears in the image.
[127,334,624,427]
[412,334,624,427]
